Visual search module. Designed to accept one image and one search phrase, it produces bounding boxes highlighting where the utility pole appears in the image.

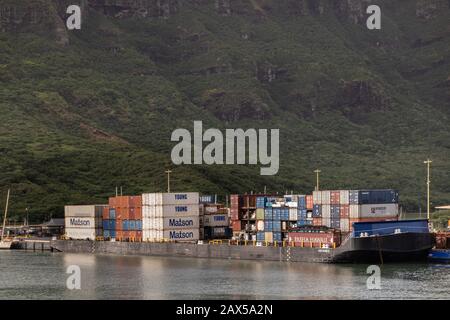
[1,189,10,241]
[424,159,432,220]
[314,169,321,191]
[165,169,172,193]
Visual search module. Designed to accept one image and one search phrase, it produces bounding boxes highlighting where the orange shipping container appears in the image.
[306,195,313,210]
[313,218,323,226]
[232,220,243,231]
[340,205,350,218]
[331,191,340,205]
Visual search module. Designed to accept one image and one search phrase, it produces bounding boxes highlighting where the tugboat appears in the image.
[332,219,435,263]
[0,189,12,250]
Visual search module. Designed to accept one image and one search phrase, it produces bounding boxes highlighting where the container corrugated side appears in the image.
[65,227,96,240]
[162,216,200,229]
[142,204,199,218]
[142,192,199,206]
[313,191,322,205]
[321,191,331,205]
[359,204,399,218]
[65,205,106,218]
[203,214,229,227]
[339,190,350,205]
[349,204,360,218]
[322,204,331,219]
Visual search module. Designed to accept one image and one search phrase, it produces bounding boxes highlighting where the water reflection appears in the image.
[0,251,449,300]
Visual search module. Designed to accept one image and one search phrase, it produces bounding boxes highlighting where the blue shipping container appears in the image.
[256,197,266,208]
[273,232,282,242]
[359,190,399,205]
[129,220,136,231]
[103,230,110,238]
[110,230,116,238]
[297,220,308,226]
[257,232,265,241]
[331,219,340,228]
[331,205,340,218]
[123,220,129,231]
[199,195,215,204]
[273,221,281,231]
[264,208,273,220]
[109,208,116,219]
[298,196,306,209]
[349,190,359,204]
[264,221,273,231]
[353,219,428,237]
[136,220,142,231]
[312,205,322,217]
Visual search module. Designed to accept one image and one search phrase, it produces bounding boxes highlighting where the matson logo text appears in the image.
[171,121,279,175]
[69,218,90,226]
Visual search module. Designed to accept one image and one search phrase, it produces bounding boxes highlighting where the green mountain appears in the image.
[0,0,449,222]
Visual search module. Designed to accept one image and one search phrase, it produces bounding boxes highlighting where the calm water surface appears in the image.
[0,251,449,299]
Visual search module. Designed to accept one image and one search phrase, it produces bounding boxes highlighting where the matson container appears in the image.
[313,191,322,205]
[306,195,313,210]
[163,229,199,241]
[142,204,199,218]
[65,205,106,218]
[142,193,199,206]
[203,214,228,227]
[321,191,331,205]
[163,216,199,229]
[65,227,99,240]
[339,190,349,205]
[359,204,399,218]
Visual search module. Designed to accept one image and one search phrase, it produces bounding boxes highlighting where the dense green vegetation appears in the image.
[0,0,449,222]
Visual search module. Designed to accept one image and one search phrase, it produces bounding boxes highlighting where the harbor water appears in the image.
[0,251,449,300]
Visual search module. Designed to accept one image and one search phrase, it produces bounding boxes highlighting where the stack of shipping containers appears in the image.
[199,195,232,240]
[106,196,143,241]
[142,192,200,242]
[65,205,105,240]
[312,189,399,233]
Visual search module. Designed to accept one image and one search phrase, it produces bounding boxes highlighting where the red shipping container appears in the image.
[134,207,142,220]
[102,206,109,220]
[306,195,313,210]
[230,208,239,220]
[231,220,242,231]
[109,196,142,208]
[340,205,350,218]
[331,191,340,205]
[313,218,323,226]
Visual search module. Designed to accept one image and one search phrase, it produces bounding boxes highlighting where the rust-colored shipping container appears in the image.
[230,208,239,220]
[288,230,341,248]
[231,220,243,231]
[340,205,350,218]
[109,195,142,208]
[313,218,323,226]
[330,191,340,205]
[102,206,109,220]
[306,195,313,210]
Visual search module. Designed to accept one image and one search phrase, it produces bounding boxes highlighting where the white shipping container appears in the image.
[65,217,95,229]
[204,205,219,214]
[313,191,322,205]
[289,208,298,221]
[65,205,106,218]
[359,204,399,218]
[349,204,360,218]
[163,229,199,241]
[321,191,331,205]
[285,201,298,208]
[65,227,98,240]
[256,220,265,231]
[322,205,331,219]
[163,216,199,229]
[339,190,350,205]
[142,204,199,218]
[142,193,199,206]
[322,218,331,228]
[203,214,228,227]
[340,218,350,232]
